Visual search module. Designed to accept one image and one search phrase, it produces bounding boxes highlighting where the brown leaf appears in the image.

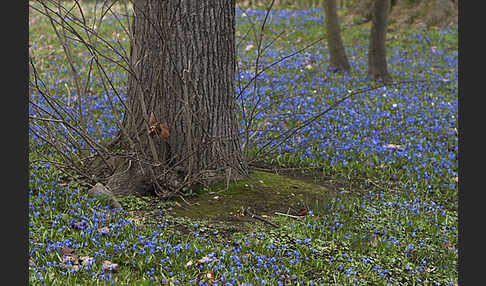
[101,260,119,272]
[195,256,219,267]
[159,122,170,142]
[148,112,158,136]
[444,241,456,251]
[206,271,215,282]
[149,112,157,128]
[297,209,308,216]
[185,260,193,268]
[57,247,76,257]
[197,256,211,265]
[97,227,110,236]
[370,236,378,247]
[79,256,94,266]
[58,247,81,270]
[71,221,87,230]
[384,144,402,150]
[196,271,216,284]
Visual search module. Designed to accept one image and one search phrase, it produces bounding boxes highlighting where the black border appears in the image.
[3,1,29,284]
[458,0,474,285]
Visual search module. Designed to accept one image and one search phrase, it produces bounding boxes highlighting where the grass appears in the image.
[29,2,457,285]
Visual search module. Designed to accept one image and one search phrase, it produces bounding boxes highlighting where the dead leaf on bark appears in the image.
[159,122,170,142]
[149,112,157,129]
[148,112,170,142]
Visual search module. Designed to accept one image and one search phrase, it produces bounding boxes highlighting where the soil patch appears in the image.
[171,171,336,224]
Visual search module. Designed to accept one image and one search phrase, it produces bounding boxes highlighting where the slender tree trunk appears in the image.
[109,0,247,197]
[368,0,392,83]
[323,0,350,72]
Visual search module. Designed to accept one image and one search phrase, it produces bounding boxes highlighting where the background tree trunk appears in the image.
[367,0,392,83]
[345,0,457,28]
[109,0,247,197]
[323,0,350,72]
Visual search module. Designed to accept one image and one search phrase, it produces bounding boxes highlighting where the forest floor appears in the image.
[29,2,457,285]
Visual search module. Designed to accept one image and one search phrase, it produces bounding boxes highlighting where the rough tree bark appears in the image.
[367,0,392,83]
[323,0,350,72]
[108,0,247,197]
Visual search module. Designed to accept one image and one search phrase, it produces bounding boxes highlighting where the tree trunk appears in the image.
[367,0,392,83]
[324,0,350,72]
[109,0,247,197]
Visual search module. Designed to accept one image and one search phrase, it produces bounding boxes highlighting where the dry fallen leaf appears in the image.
[79,256,94,266]
[444,241,456,251]
[197,256,211,265]
[384,144,402,150]
[297,209,308,216]
[206,271,215,280]
[370,236,379,247]
[57,246,76,257]
[97,227,110,236]
[196,271,216,285]
[58,247,80,270]
[101,260,119,272]
[71,221,87,230]
[195,256,219,267]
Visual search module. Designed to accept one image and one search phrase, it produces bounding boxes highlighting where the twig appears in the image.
[244,208,279,228]
[274,212,304,220]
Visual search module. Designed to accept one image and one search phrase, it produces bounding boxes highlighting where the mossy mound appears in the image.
[172,171,335,223]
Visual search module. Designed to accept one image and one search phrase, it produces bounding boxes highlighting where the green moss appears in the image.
[172,171,335,221]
